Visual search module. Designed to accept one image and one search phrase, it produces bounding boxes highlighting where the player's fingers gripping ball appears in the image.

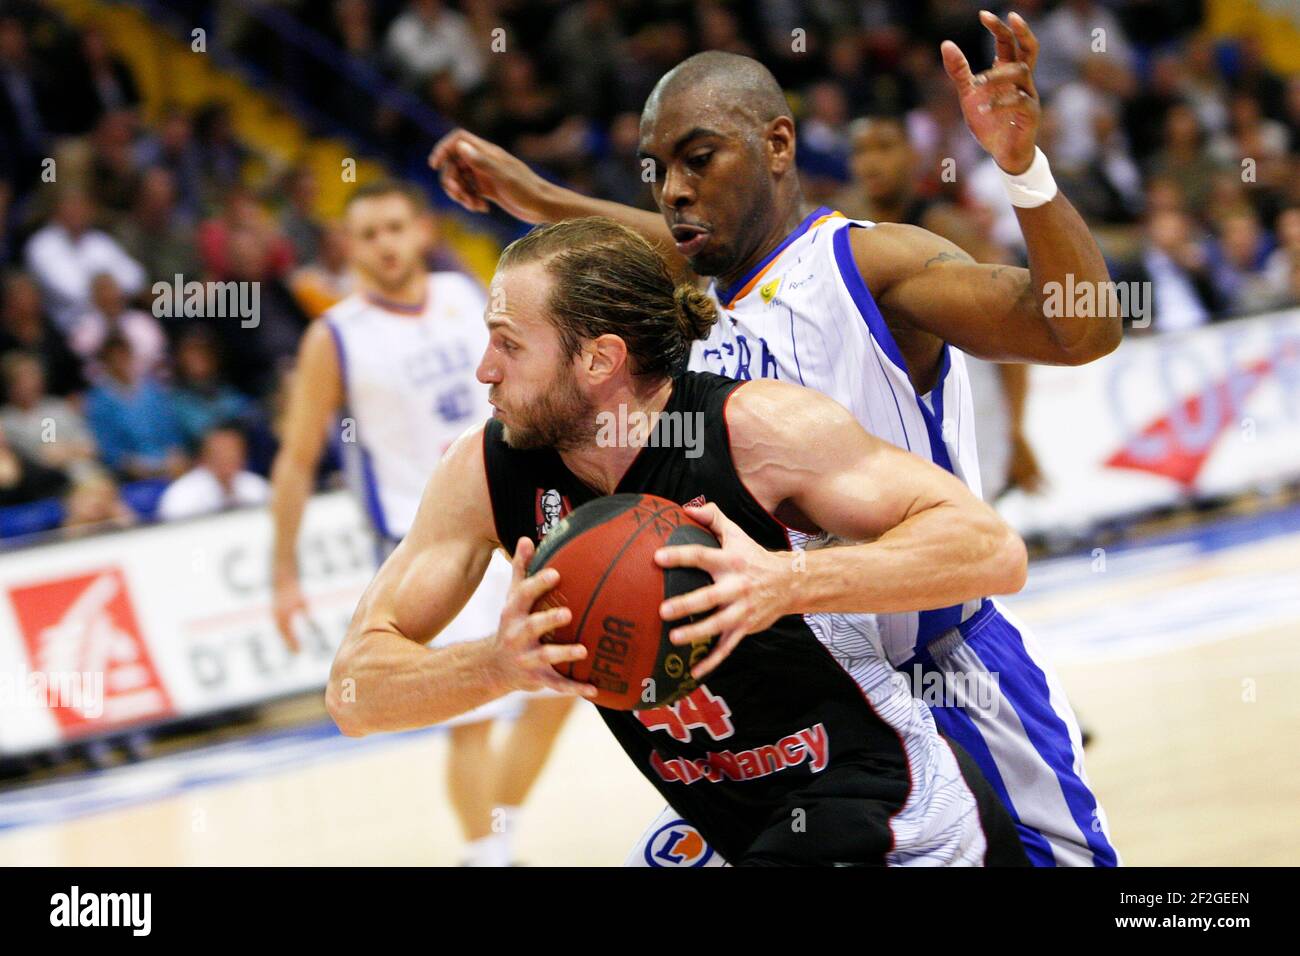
[527,494,719,710]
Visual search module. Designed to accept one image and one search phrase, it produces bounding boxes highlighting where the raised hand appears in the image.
[941,11,1042,175]
[428,129,555,224]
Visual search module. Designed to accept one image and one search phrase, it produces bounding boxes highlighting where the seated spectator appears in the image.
[278,164,324,265]
[1144,175,1188,218]
[1263,206,1300,307]
[798,81,852,194]
[204,228,309,397]
[589,112,654,211]
[289,222,354,318]
[113,166,200,286]
[695,1,753,59]
[1146,103,1230,213]
[383,0,484,92]
[1182,34,1230,139]
[1050,57,1136,175]
[1127,208,1223,333]
[89,108,144,221]
[68,272,167,381]
[56,25,141,135]
[330,0,383,131]
[196,184,294,282]
[480,53,591,175]
[0,15,57,200]
[1123,53,1188,164]
[23,186,146,332]
[192,103,248,212]
[0,420,68,507]
[0,271,86,399]
[1034,0,1135,99]
[1210,92,1291,196]
[61,472,136,537]
[1285,75,1300,155]
[1209,207,1282,316]
[83,334,188,480]
[1057,103,1144,225]
[133,107,205,219]
[170,328,255,449]
[545,0,624,121]
[156,423,269,520]
[837,115,1006,263]
[1232,33,1287,123]
[0,351,100,482]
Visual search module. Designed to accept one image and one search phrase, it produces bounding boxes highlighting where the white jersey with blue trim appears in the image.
[325,271,490,539]
[688,207,983,665]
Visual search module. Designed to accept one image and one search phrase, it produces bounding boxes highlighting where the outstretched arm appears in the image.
[326,425,593,736]
[657,380,1027,676]
[428,129,692,280]
[856,12,1119,366]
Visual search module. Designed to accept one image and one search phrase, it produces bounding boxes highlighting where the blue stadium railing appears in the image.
[0,477,169,542]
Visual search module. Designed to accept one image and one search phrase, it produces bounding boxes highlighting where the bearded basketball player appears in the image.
[429,11,1119,866]
[326,216,1036,866]
[270,181,572,866]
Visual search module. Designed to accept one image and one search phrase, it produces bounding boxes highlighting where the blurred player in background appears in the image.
[836,114,1044,501]
[269,181,571,866]
[431,11,1119,866]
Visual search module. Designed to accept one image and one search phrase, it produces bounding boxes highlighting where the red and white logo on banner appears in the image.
[7,568,173,735]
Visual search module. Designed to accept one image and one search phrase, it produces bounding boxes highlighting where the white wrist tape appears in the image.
[1000,147,1058,208]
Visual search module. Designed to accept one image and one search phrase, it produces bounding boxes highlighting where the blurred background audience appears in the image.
[0,0,1296,540]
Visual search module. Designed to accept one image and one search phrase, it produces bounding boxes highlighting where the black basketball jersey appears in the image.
[481,371,925,864]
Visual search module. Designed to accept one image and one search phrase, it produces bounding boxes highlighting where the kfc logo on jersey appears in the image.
[535,488,572,539]
[7,568,173,734]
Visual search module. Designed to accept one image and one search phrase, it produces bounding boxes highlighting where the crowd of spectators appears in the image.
[0,0,1298,535]
[0,4,348,536]
[237,0,1300,329]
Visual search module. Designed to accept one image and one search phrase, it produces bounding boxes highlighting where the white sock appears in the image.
[464,805,521,866]
[464,833,510,867]
[496,804,521,863]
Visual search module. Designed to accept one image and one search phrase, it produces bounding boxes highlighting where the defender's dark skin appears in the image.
[430,11,1120,398]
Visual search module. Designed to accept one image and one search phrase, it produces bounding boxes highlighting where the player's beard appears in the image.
[499,362,596,452]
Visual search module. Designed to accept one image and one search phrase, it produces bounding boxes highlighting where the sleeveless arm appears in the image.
[727,380,1027,615]
[270,320,343,586]
[325,424,508,734]
[853,221,1120,366]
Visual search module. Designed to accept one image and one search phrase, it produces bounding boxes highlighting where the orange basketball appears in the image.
[527,494,718,710]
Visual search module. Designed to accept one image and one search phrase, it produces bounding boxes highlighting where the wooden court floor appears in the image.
[1,507,1296,866]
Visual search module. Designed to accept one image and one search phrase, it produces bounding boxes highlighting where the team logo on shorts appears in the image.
[535,488,571,539]
[644,819,714,867]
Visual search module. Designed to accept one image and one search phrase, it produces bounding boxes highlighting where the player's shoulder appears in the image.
[428,269,488,306]
[437,420,495,491]
[318,290,372,326]
[846,220,974,290]
[722,377,855,442]
[847,221,972,269]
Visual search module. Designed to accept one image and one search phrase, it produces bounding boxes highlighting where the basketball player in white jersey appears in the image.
[269,181,572,866]
[430,11,1120,867]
